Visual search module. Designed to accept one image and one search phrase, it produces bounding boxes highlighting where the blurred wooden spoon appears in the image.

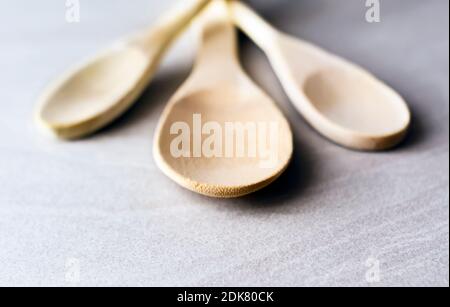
[229,1,411,150]
[154,0,293,198]
[36,0,210,139]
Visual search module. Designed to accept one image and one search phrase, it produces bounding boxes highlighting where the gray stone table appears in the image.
[0,0,448,287]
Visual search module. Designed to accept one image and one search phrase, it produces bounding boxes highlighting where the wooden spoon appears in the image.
[153,0,293,198]
[36,0,210,139]
[229,1,411,150]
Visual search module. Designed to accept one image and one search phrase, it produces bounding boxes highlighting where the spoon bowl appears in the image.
[38,48,150,138]
[230,1,411,150]
[154,0,293,198]
[303,66,410,136]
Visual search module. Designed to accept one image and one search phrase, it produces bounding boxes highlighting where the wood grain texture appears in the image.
[0,0,448,286]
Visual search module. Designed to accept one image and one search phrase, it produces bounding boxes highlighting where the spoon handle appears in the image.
[131,0,211,52]
[228,1,280,52]
[193,0,239,76]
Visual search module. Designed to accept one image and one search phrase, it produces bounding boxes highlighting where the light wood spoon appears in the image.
[153,0,293,198]
[36,0,211,139]
[229,1,411,150]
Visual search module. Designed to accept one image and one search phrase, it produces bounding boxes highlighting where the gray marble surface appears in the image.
[0,0,448,287]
